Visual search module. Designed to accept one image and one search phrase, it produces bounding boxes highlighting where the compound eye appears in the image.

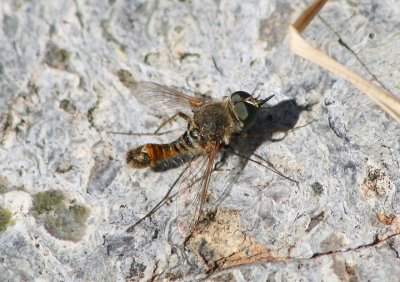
[231,93,243,103]
[231,91,251,103]
[230,91,259,126]
[233,102,249,121]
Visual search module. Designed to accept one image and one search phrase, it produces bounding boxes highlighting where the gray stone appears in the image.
[0,0,399,281]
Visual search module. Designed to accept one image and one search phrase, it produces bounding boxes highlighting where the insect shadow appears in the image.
[205,99,314,216]
[233,99,313,154]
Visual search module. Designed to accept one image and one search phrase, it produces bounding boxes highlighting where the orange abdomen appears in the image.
[126,143,182,171]
[127,130,201,171]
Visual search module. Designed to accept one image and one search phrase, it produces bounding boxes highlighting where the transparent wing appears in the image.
[176,142,219,237]
[130,82,209,115]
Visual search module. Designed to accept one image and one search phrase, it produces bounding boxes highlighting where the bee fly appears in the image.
[125,81,278,236]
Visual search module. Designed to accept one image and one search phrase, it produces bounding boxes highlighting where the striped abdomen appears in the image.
[126,130,202,171]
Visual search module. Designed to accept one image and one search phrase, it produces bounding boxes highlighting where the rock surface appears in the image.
[0,0,399,281]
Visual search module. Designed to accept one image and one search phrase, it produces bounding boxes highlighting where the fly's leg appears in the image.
[154,112,190,134]
[225,144,299,184]
[214,145,231,170]
[241,151,298,184]
[126,159,191,232]
[251,83,263,99]
[108,112,190,136]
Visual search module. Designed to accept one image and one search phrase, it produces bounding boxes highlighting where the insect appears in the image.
[125,81,276,236]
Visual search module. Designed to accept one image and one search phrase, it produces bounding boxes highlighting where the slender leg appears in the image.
[108,112,191,136]
[214,145,230,170]
[154,112,190,134]
[251,82,263,99]
[126,163,190,232]
[225,145,299,184]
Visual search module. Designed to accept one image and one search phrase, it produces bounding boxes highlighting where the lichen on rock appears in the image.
[0,208,15,233]
[32,190,90,242]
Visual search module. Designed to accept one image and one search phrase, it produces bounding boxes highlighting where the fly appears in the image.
[124,81,287,236]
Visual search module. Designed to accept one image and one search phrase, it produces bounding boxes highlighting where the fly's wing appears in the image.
[176,142,219,237]
[130,82,209,115]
